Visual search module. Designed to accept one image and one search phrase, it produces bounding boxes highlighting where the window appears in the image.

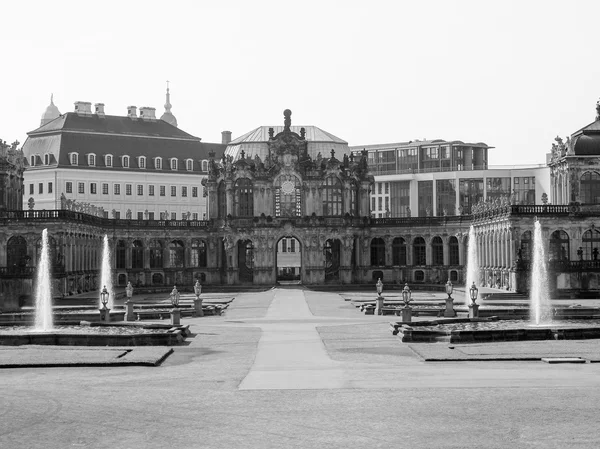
[155,158,162,169]
[370,238,386,266]
[88,154,96,166]
[436,179,456,216]
[234,178,253,217]
[323,177,342,216]
[170,158,178,170]
[582,229,600,260]
[149,240,162,269]
[202,160,208,172]
[29,184,34,195]
[122,156,129,168]
[192,213,198,220]
[38,183,43,194]
[66,182,72,194]
[30,156,35,166]
[78,182,84,194]
[148,212,154,220]
[432,236,444,265]
[550,230,570,261]
[137,212,144,220]
[192,187,198,197]
[90,183,97,194]
[186,159,193,171]
[160,186,166,196]
[171,212,177,220]
[114,184,121,195]
[116,240,126,269]
[171,186,176,197]
[115,211,121,219]
[182,186,187,197]
[137,185,143,196]
[414,270,425,282]
[169,240,184,267]
[48,182,52,194]
[149,185,154,196]
[191,239,207,267]
[392,237,407,265]
[218,181,227,218]
[449,236,460,265]
[580,172,600,204]
[413,237,426,265]
[102,183,108,194]
[126,184,132,195]
[105,155,113,167]
[274,175,301,217]
[70,153,78,165]
[132,240,144,269]
[139,157,146,169]
[520,231,532,262]
[44,154,50,165]
[418,181,433,217]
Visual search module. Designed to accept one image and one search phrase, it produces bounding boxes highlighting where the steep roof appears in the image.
[229,125,347,145]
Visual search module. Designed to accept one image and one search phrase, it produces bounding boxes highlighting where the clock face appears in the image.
[281,181,295,195]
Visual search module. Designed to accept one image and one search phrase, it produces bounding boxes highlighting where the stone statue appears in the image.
[125,281,133,299]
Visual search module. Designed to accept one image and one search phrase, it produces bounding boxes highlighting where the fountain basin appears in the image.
[391,318,600,343]
[0,310,126,324]
[0,322,190,346]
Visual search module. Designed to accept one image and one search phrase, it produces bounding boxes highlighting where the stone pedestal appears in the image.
[126,300,135,321]
[99,308,111,323]
[171,308,181,326]
[194,298,204,317]
[375,295,385,315]
[469,303,479,318]
[444,297,456,317]
[401,306,412,322]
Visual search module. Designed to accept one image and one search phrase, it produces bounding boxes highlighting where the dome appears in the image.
[40,94,60,126]
[160,111,178,127]
[572,134,600,155]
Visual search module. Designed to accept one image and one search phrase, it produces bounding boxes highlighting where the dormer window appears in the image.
[122,155,130,168]
[30,155,35,166]
[88,154,96,166]
[70,153,79,165]
[155,157,162,169]
[201,160,208,172]
[170,158,178,170]
[44,153,50,165]
[138,156,146,169]
[186,159,193,171]
[105,154,113,167]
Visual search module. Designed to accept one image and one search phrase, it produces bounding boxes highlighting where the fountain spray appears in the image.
[34,229,54,331]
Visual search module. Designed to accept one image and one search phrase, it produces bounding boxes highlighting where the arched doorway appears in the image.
[238,240,254,283]
[276,236,302,284]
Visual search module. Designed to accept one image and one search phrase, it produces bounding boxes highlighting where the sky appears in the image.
[2,0,599,166]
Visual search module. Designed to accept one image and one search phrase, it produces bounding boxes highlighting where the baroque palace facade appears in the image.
[3,103,600,311]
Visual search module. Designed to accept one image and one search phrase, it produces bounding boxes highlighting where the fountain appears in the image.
[530,219,552,325]
[34,228,53,331]
[465,225,480,306]
[99,235,114,310]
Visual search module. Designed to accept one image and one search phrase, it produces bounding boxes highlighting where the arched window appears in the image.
[170,158,178,170]
[131,240,144,269]
[116,240,126,269]
[218,181,227,218]
[580,172,600,204]
[7,236,28,270]
[35,235,57,266]
[234,178,253,217]
[149,240,163,268]
[105,155,112,167]
[370,238,386,266]
[202,160,209,172]
[169,240,184,267]
[432,236,444,265]
[191,239,207,267]
[155,158,162,169]
[549,230,569,261]
[392,237,407,265]
[348,180,358,216]
[323,177,342,216]
[30,155,35,166]
[138,156,146,169]
[413,237,426,265]
[274,175,301,217]
[520,231,532,262]
[186,159,193,171]
[44,154,50,165]
[122,156,130,168]
[88,154,96,166]
[582,229,600,260]
[70,153,78,165]
[449,236,460,265]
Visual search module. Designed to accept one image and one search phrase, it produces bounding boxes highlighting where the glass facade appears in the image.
[436,179,456,216]
[459,178,484,214]
[390,181,410,217]
[418,181,433,217]
[486,177,511,201]
[513,176,535,205]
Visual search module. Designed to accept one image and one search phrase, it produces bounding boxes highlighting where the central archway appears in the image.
[276,236,302,284]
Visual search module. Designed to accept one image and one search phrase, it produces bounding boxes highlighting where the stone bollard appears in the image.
[99,308,111,323]
[469,303,480,318]
[194,298,204,317]
[444,297,456,317]
[400,305,412,322]
[126,300,135,321]
[375,295,385,315]
[171,308,181,326]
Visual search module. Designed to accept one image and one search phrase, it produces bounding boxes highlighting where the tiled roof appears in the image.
[229,126,347,145]
[349,139,492,150]
[29,113,198,140]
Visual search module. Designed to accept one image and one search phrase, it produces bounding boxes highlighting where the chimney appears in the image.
[127,105,138,118]
[94,103,105,117]
[221,130,232,145]
[74,101,92,116]
[139,107,156,120]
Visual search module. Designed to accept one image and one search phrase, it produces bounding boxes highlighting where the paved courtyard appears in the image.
[2,288,600,448]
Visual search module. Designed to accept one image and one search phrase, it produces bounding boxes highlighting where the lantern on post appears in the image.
[374,278,385,315]
[99,285,110,322]
[469,282,480,318]
[400,283,413,322]
[170,286,181,325]
[125,281,135,321]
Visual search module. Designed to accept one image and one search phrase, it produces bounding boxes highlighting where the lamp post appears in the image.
[125,281,135,321]
[375,278,384,315]
[193,279,203,317]
[444,280,456,317]
[469,282,479,318]
[170,285,181,326]
[99,285,110,322]
[400,283,412,322]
